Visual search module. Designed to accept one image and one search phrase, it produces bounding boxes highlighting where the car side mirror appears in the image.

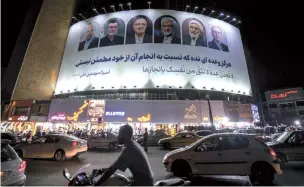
[63,168,71,181]
[195,146,205,152]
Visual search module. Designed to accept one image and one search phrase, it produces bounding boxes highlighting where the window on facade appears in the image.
[269,103,277,108]
[12,106,29,116]
[296,100,304,107]
[279,102,294,108]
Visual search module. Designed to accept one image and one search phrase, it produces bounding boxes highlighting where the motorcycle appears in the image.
[62,164,191,186]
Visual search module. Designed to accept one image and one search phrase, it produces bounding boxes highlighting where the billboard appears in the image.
[265,87,304,101]
[55,9,251,95]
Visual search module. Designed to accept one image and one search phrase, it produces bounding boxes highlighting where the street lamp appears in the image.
[102,7,107,14]
[228,18,237,24]
[201,8,206,14]
[216,13,224,18]
[78,13,86,20]
[295,120,300,125]
[185,5,190,12]
[72,16,79,21]
[147,1,151,9]
[222,15,230,21]
[193,6,198,13]
[93,8,99,15]
[119,3,124,11]
[127,2,132,10]
[208,10,215,16]
[110,5,115,12]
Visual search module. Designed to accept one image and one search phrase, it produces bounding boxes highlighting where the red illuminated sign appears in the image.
[270,90,298,99]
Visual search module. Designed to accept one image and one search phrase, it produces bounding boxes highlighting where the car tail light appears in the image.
[72,141,79,146]
[269,148,277,158]
[19,161,26,172]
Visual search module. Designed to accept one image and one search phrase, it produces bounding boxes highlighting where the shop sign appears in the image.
[138,114,151,122]
[105,111,125,116]
[270,90,298,99]
[184,104,198,119]
[88,100,105,117]
[17,116,28,121]
[67,100,89,121]
[51,113,66,121]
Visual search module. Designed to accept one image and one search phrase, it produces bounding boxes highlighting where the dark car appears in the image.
[1,132,21,146]
[266,130,304,164]
[195,130,214,137]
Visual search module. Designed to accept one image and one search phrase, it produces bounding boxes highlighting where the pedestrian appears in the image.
[143,128,148,152]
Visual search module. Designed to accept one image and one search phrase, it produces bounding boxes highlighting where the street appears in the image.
[25,147,304,186]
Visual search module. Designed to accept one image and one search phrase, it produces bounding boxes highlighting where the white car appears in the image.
[14,134,87,161]
[163,133,282,184]
[1,139,26,186]
[267,130,304,164]
[158,131,201,149]
[137,130,171,146]
[87,132,121,151]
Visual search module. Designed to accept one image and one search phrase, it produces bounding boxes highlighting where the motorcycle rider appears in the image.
[95,124,154,186]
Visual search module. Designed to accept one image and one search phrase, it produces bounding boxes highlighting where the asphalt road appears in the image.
[24,147,304,186]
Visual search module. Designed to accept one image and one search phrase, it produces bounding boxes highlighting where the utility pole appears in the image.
[206,93,215,132]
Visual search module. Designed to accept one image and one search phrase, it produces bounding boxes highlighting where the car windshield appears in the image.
[276,131,293,143]
[1,144,17,162]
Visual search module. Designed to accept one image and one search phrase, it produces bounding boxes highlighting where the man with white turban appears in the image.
[208,26,229,52]
[154,17,181,44]
[183,19,207,47]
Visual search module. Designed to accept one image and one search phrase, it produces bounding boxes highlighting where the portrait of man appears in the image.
[99,18,125,47]
[154,16,181,44]
[208,26,229,52]
[126,15,152,44]
[182,19,207,47]
[78,22,99,51]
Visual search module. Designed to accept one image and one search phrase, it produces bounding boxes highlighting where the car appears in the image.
[233,128,257,135]
[87,131,121,151]
[195,130,214,137]
[1,132,21,146]
[162,133,282,184]
[266,130,304,165]
[1,139,26,186]
[137,130,171,146]
[158,131,201,149]
[270,133,282,142]
[14,134,87,161]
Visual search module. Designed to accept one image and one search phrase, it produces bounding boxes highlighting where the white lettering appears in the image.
[105,111,125,116]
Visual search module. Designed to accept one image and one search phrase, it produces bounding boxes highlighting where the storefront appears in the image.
[104,100,204,135]
[47,99,106,132]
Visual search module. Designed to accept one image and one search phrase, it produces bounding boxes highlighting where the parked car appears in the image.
[195,130,214,137]
[1,139,26,186]
[87,131,121,151]
[158,131,201,149]
[1,132,21,146]
[162,133,282,184]
[270,133,283,142]
[233,128,257,135]
[14,134,87,161]
[266,130,304,164]
[137,130,171,146]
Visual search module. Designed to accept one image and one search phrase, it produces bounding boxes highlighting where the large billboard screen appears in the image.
[55,9,251,95]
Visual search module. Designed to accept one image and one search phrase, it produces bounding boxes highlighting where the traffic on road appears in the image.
[1,127,304,186]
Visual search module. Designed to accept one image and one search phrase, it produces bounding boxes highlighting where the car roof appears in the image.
[1,132,17,136]
[1,139,12,144]
[196,130,213,132]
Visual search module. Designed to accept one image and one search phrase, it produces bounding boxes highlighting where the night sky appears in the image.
[2,0,303,94]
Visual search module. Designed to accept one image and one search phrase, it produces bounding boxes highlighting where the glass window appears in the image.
[280,102,294,108]
[1,144,17,162]
[12,106,29,116]
[45,136,55,143]
[197,136,222,151]
[197,131,213,136]
[277,131,293,143]
[185,133,195,138]
[296,100,304,107]
[269,104,277,108]
[222,136,249,150]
